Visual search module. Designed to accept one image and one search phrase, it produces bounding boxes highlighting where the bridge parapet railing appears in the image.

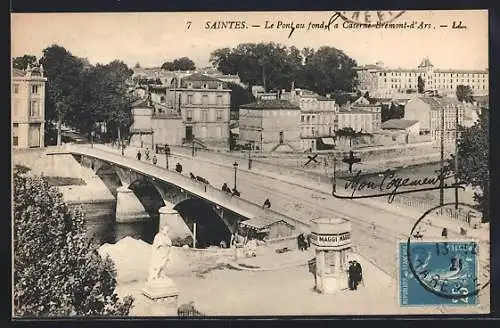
[67,145,307,230]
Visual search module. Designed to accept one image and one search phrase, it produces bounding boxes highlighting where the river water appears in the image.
[82,161,472,247]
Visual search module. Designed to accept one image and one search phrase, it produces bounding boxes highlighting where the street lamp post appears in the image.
[454,104,460,209]
[233,161,239,191]
[332,156,337,195]
[439,104,445,206]
[192,134,196,157]
[91,131,95,148]
[248,143,252,170]
[165,144,170,170]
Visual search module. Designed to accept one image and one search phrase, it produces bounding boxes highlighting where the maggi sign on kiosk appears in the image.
[310,217,352,294]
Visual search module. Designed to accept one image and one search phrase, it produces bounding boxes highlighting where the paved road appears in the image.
[80,144,487,288]
[90,144,478,279]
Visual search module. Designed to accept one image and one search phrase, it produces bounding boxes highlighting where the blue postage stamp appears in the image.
[399,240,479,306]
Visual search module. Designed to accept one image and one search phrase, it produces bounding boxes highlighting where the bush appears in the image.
[171,235,194,248]
[13,168,134,317]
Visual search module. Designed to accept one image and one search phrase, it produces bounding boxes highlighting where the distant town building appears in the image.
[12,65,47,149]
[355,58,489,97]
[336,107,380,134]
[239,99,301,152]
[404,96,464,143]
[281,87,338,151]
[130,73,231,149]
[381,119,420,135]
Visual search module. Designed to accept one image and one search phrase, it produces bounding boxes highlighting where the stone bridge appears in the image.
[48,145,303,244]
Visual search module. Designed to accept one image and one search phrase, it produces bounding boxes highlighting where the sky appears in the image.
[11,10,488,70]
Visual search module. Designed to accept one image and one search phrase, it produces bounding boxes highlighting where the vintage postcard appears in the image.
[11,10,490,317]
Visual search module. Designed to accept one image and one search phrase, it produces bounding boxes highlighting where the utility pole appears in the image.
[193,222,197,249]
[332,156,337,195]
[454,104,459,209]
[248,144,252,170]
[439,104,445,206]
[192,134,195,157]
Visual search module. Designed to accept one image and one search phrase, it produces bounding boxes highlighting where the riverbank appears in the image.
[13,147,115,206]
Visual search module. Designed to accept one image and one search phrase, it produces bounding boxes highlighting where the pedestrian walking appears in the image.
[348,261,356,290]
[145,148,150,161]
[121,143,125,156]
[175,163,183,174]
[262,198,271,209]
[353,260,363,288]
[152,155,158,165]
[136,150,142,161]
[441,227,448,239]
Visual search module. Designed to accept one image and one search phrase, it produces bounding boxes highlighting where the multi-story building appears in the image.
[355,58,489,97]
[239,99,301,152]
[12,65,47,149]
[281,88,337,151]
[404,96,464,143]
[336,108,380,134]
[131,73,231,149]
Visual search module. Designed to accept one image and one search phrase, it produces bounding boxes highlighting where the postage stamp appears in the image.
[399,239,479,306]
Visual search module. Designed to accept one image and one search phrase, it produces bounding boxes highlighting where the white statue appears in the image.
[148,226,173,282]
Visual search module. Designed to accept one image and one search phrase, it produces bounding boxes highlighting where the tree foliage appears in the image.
[13,55,38,70]
[13,169,134,316]
[40,45,85,125]
[417,75,425,93]
[456,85,474,103]
[209,43,358,94]
[449,107,489,222]
[381,102,405,122]
[226,82,255,111]
[161,57,196,71]
[37,45,134,142]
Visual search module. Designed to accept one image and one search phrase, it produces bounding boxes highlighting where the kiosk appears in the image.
[310,217,352,294]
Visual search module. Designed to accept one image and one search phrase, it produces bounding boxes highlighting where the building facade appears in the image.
[355,58,489,97]
[239,99,301,152]
[404,96,464,143]
[135,73,231,149]
[12,65,47,149]
[281,88,337,151]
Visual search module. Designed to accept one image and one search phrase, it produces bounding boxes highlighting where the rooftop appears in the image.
[240,216,290,230]
[182,73,223,82]
[381,119,419,130]
[12,68,25,77]
[416,96,462,109]
[241,99,301,110]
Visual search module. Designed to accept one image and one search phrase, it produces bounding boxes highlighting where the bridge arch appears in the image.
[174,198,231,248]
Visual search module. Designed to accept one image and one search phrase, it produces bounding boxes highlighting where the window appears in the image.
[203,83,208,89]
[13,99,20,116]
[216,110,223,121]
[188,82,193,88]
[201,110,208,122]
[217,83,223,90]
[187,95,193,104]
[31,85,39,94]
[186,110,193,121]
[301,115,304,123]
[216,95,223,105]
[306,115,310,123]
[30,100,39,117]
[202,95,209,105]
[216,126,222,138]
[13,123,19,146]
[13,84,19,94]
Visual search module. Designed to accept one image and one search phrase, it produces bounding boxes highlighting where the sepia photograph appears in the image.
[11,10,490,317]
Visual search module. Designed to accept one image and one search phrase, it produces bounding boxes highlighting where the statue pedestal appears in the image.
[141,279,179,316]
